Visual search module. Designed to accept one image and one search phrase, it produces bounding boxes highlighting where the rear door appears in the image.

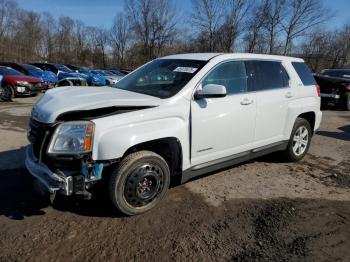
[246,60,291,146]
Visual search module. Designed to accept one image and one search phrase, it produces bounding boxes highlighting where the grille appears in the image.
[28,118,53,158]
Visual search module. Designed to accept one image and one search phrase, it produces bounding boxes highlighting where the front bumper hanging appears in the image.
[25,145,73,195]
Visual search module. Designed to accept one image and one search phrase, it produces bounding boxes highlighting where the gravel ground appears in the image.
[0,95,349,261]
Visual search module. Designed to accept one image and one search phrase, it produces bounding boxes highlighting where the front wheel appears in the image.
[109,150,170,216]
[0,85,14,101]
[284,118,312,162]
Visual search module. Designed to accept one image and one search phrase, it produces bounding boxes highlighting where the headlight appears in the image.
[48,121,94,154]
[16,81,30,86]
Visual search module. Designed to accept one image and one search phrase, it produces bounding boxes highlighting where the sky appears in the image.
[15,0,350,29]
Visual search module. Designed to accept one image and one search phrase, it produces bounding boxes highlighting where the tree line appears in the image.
[0,0,349,71]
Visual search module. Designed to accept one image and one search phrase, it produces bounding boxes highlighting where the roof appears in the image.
[160,53,303,62]
[160,53,223,61]
[323,68,350,71]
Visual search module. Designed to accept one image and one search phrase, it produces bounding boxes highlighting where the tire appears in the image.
[0,85,14,101]
[57,79,73,87]
[284,118,312,162]
[343,92,350,111]
[109,150,171,216]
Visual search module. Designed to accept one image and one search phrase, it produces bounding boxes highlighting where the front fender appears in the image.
[91,116,189,168]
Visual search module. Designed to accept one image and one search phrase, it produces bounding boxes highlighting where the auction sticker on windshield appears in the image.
[173,67,198,73]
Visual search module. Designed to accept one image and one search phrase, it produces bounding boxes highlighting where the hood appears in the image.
[80,72,106,85]
[32,86,161,123]
[30,70,58,83]
[4,75,41,83]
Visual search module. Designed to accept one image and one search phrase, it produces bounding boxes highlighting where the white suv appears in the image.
[26,53,322,215]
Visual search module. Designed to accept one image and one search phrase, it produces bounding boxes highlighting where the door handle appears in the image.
[240,98,254,105]
[285,92,294,98]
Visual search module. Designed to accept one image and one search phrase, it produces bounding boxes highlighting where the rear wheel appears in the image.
[284,118,312,162]
[0,85,14,101]
[109,150,170,216]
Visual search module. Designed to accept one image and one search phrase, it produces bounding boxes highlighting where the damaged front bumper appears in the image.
[25,145,73,195]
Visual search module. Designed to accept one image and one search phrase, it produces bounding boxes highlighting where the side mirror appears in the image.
[194,84,227,100]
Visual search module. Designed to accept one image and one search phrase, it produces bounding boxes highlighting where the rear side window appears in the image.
[246,61,289,92]
[292,62,316,86]
[202,61,247,95]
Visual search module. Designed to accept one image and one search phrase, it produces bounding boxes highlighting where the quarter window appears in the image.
[202,61,247,95]
[246,61,289,91]
[292,62,316,85]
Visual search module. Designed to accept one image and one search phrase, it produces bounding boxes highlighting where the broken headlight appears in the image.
[48,121,94,154]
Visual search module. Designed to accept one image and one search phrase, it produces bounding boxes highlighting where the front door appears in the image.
[191,60,256,166]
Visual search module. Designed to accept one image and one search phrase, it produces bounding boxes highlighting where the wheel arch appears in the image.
[123,137,183,180]
[297,111,316,133]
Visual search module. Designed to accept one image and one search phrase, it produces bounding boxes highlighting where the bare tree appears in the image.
[281,0,330,55]
[110,12,130,66]
[244,1,267,53]
[13,10,42,62]
[191,0,224,52]
[262,0,286,54]
[126,0,177,62]
[0,0,19,60]
[39,13,57,61]
[88,27,109,67]
[217,0,251,52]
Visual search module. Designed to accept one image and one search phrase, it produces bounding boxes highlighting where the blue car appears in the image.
[22,64,58,89]
[30,63,88,86]
[0,62,58,89]
[65,65,107,86]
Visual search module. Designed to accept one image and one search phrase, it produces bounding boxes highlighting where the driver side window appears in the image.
[202,61,247,95]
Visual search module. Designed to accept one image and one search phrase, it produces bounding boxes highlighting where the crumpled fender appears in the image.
[91,102,190,169]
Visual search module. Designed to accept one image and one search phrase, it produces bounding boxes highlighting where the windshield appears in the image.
[110,70,124,76]
[95,70,110,76]
[22,64,43,73]
[113,59,207,98]
[54,64,73,73]
[0,67,23,76]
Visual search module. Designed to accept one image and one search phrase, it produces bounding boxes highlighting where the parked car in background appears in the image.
[106,69,127,77]
[314,71,350,110]
[22,64,58,89]
[0,66,43,101]
[92,69,123,85]
[0,63,58,89]
[320,69,350,79]
[0,74,3,101]
[64,65,107,86]
[30,63,87,86]
[118,68,132,75]
[26,53,321,215]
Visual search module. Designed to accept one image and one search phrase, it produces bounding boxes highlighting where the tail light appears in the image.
[346,83,350,91]
[316,84,321,97]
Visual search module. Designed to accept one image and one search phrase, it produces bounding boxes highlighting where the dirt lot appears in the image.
[0,96,349,261]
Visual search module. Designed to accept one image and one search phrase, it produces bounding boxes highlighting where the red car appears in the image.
[0,66,44,101]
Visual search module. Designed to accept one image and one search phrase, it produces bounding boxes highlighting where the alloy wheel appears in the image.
[292,126,309,156]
